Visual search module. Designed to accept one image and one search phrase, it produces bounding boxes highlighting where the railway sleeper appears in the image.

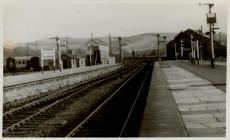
[5,130,29,136]
[15,127,38,131]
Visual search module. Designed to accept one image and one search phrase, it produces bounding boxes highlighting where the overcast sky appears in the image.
[3,0,228,45]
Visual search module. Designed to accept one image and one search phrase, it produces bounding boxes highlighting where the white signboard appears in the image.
[41,49,56,72]
[206,13,216,23]
[42,50,55,60]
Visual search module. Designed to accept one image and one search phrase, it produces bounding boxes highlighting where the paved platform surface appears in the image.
[139,61,226,137]
[167,60,226,92]
[139,62,188,137]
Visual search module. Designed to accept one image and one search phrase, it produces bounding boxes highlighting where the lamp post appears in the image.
[26,43,29,56]
[35,40,38,56]
[64,37,69,52]
[153,34,166,61]
[199,3,216,68]
[109,34,112,56]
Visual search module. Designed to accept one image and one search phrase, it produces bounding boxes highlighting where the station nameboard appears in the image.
[41,50,55,60]
[206,13,216,24]
[41,49,56,72]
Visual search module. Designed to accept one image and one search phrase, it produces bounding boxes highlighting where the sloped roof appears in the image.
[167,29,226,48]
[85,38,108,46]
[62,53,78,59]
[166,39,176,46]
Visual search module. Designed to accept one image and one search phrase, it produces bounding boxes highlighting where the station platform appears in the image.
[4,64,119,87]
[3,64,120,104]
[139,61,226,137]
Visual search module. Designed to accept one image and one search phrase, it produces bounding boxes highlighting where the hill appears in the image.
[4,32,177,58]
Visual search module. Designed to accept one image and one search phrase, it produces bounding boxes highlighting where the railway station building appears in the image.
[85,38,114,66]
[61,51,86,69]
[166,29,226,61]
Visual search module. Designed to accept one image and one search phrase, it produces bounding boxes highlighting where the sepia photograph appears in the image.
[2,0,228,137]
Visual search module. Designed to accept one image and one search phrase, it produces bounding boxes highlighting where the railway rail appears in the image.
[3,61,149,137]
[66,62,153,137]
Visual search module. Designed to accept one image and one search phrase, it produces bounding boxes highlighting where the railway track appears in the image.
[3,61,146,137]
[66,62,154,137]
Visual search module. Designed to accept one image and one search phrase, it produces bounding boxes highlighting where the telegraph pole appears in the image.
[109,34,112,56]
[117,37,122,64]
[89,34,94,66]
[35,40,38,56]
[26,43,29,56]
[115,36,126,78]
[51,37,61,71]
[219,33,221,44]
[116,37,126,64]
[65,37,69,51]
[210,17,214,68]
[157,34,160,60]
[200,26,203,61]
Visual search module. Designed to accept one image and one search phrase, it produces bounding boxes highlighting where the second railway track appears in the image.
[66,62,154,137]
